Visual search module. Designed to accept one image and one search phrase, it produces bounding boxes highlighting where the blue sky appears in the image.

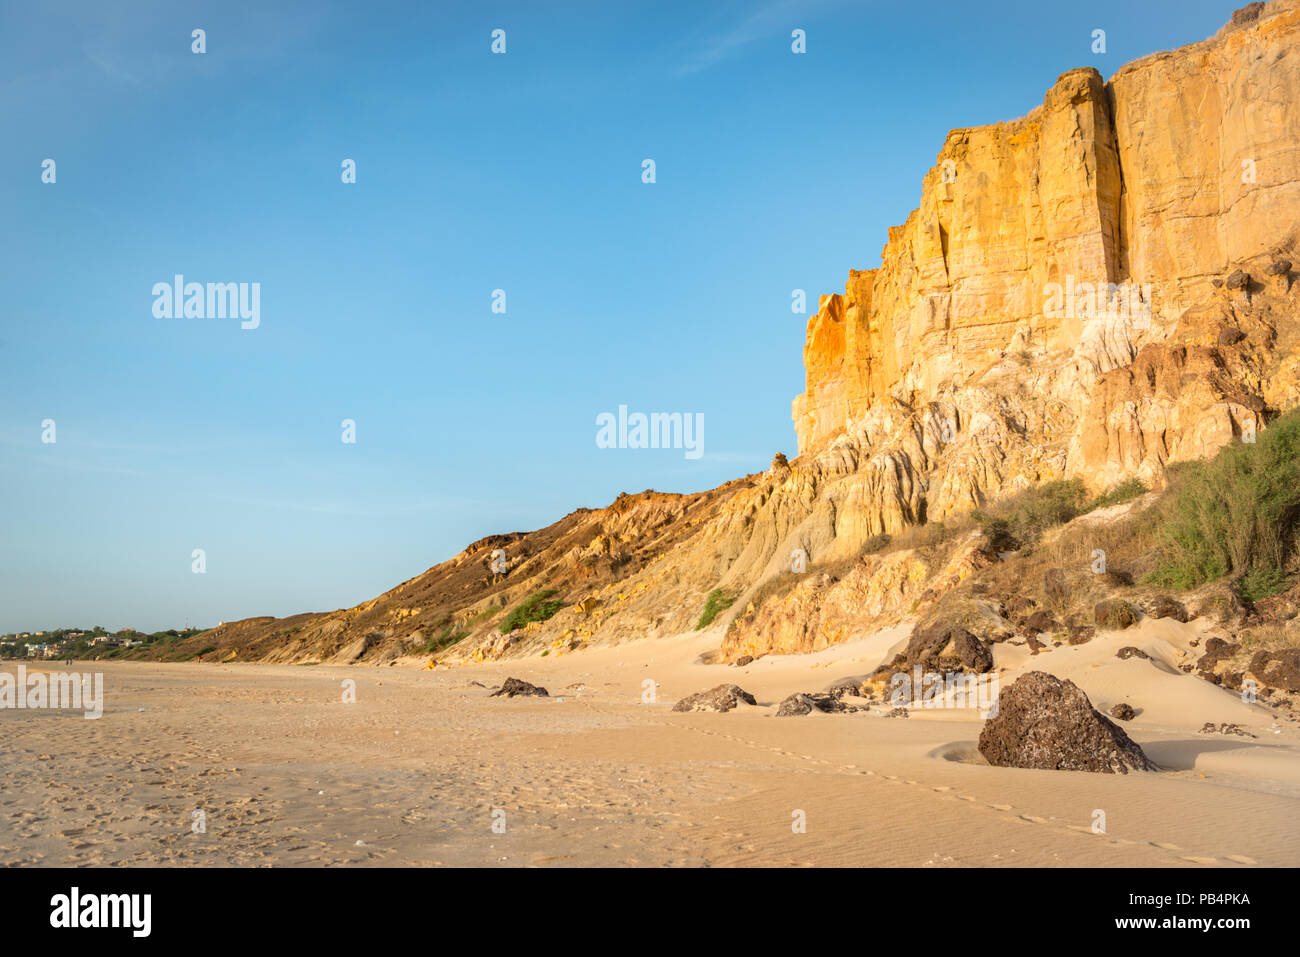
[0,0,1235,632]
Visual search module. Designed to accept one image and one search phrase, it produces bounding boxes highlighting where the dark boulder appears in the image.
[904,624,993,674]
[672,683,756,713]
[490,677,549,697]
[1094,599,1139,630]
[1200,721,1256,738]
[1023,610,1057,634]
[1198,637,1241,676]
[776,693,818,717]
[1109,703,1136,721]
[977,671,1157,774]
[1247,649,1300,692]
[951,630,994,673]
[775,690,865,717]
[1144,595,1190,622]
[1068,626,1096,645]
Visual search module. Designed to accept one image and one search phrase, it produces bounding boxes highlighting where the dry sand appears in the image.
[2,618,1297,867]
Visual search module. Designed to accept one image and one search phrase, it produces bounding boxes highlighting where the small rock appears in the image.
[1068,626,1096,645]
[1224,268,1250,290]
[734,655,754,667]
[1200,722,1256,738]
[490,677,549,697]
[671,683,756,713]
[1116,646,1150,660]
[1109,703,1137,721]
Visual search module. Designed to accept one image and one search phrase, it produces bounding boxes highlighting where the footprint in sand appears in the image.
[1182,856,1218,864]
[989,804,1013,811]
[1225,854,1257,864]
[1150,841,1182,850]
[1020,814,1049,824]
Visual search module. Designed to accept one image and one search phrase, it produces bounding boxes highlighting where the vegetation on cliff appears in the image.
[499,589,566,634]
[1149,409,1300,600]
[695,589,735,630]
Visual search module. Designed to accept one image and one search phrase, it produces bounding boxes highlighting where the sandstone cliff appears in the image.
[162,2,1300,669]
[794,0,1300,496]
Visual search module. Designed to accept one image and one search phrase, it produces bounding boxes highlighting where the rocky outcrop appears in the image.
[978,671,1158,773]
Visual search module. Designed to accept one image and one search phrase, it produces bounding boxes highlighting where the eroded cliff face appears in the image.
[793,0,1300,499]
[179,3,1300,669]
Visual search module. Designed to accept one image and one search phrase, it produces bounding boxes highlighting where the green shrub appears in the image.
[499,589,565,634]
[1147,410,1300,595]
[424,623,469,653]
[973,479,1088,550]
[1081,478,1148,514]
[695,589,735,630]
[1238,567,1291,602]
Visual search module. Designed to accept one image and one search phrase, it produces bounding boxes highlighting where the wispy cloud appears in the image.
[675,0,820,76]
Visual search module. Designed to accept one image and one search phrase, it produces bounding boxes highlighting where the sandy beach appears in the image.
[3,617,1298,868]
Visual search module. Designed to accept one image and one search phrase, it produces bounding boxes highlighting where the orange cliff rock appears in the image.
[794,0,1300,496]
[171,3,1300,668]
